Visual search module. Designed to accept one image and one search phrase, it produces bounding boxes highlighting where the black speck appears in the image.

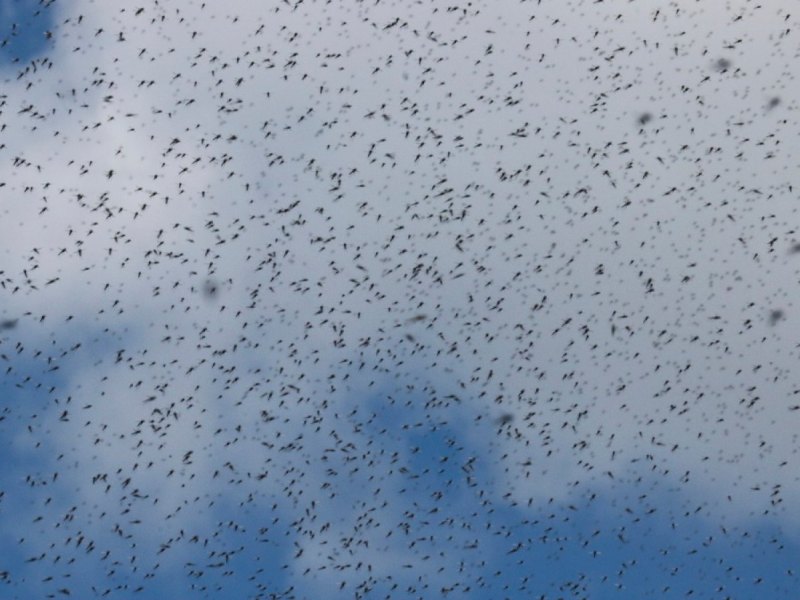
[202,278,219,299]
[714,57,732,72]
[496,413,514,426]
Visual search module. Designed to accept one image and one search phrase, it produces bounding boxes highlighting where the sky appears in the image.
[0,0,799,598]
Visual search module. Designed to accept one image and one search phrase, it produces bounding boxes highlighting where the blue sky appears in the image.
[0,0,56,66]
[3,360,799,599]
[1,1,800,598]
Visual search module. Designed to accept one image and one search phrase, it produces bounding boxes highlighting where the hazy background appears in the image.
[0,0,799,598]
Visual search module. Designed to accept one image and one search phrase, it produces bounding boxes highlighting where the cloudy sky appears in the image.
[0,0,799,598]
